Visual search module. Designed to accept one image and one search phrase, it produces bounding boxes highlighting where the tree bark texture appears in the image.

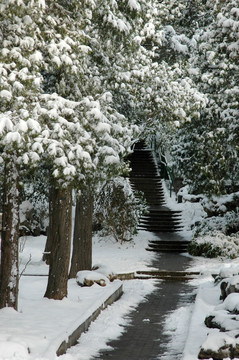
[42,187,53,265]
[69,188,94,278]
[44,186,72,300]
[0,157,20,310]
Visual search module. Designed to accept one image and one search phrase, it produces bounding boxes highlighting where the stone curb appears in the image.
[56,283,123,356]
[116,270,201,281]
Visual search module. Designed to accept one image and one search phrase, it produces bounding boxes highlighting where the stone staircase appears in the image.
[128,141,189,253]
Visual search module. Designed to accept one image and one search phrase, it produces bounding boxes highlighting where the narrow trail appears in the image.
[93,253,195,360]
[92,142,196,359]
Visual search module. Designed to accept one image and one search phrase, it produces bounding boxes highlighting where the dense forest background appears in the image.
[0,0,238,309]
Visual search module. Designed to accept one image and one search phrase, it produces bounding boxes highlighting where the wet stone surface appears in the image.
[93,253,196,360]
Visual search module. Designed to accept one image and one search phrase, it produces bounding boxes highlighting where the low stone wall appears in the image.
[56,283,123,356]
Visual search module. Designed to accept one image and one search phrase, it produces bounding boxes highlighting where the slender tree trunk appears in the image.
[42,187,53,265]
[44,186,72,300]
[0,156,20,310]
[69,188,94,278]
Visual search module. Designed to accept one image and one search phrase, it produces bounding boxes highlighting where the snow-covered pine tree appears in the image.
[0,0,46,309]
[102,0,207,142]
[172,0,239,195]
[67,94,138,277]
[68,1,207,277]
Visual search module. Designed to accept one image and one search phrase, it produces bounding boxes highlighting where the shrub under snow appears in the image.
[188,231,239,259]
[94,177,147,243]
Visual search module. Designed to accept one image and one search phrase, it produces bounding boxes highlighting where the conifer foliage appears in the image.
[172,0,239,195]
[0,0,211,308]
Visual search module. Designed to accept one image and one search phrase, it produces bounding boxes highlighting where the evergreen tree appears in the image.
[172,0,239,195]
[0,0,214,305]
[0,0,45,309]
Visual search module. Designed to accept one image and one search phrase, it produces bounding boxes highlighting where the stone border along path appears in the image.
[117,270,201,281]
[56,283,123,356]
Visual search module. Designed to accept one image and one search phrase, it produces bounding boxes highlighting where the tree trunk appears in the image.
[69,188,94,278]
[42,187,53,265]
[44,186,72,300]
[0,156,20,310]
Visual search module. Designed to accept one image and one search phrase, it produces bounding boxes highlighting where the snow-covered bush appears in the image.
[199,267,239,359]
[19,169,49,236]
[193,210,239,237]
[94,177,147,243]
[20,198,48,236]
[188,192,239,258]
[188,231,239,259]
[202,192,239,218]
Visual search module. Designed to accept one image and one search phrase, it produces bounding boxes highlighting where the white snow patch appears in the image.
[0,90,12,101]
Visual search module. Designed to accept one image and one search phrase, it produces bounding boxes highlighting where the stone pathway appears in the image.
[91,142,196,359]
[93,252,196,360]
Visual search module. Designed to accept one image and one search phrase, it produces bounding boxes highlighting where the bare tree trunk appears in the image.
[69,188,94,278]
[44,186,72,300]
[0,156,20,310]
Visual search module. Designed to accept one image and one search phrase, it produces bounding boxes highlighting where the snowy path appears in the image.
[84,252,196,360]
[92,279,195,360]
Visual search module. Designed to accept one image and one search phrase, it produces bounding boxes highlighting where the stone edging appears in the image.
[56,283,123,356]
[116,270,201,281]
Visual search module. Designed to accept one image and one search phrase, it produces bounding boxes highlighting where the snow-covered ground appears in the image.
[2,231,239,360]
[0,231,159,360]
[1,185,239,360]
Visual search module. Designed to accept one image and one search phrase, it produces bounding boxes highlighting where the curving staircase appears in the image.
[128,141,189,253]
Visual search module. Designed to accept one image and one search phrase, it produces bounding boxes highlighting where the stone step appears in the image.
[132,193,164,198]
[131,175,159,179]
[133,189,164,194]
[148,242,188,249]
[139,221,183,228]
[130,166,156,169]
[141,214,182,220]
[130,165,157,169]
[130,165,156,169]
[141,213,182,218]
[130,159,156,164]
[149,240,189,245]
[141,201,166,206]
[146,247,188,253]
[139,226,183,232]
[142,202,166,207]
[137,196,165,201]
[136,270,198,277]
[148,239,188,246]
[140,220,183,225]
[131,188,164,194]
[140,227,182,232]
[139,192,165,197]
[128,143,185,243]
[132,179,163,183]
[129,161,157,166]
[128,157,155,163]
[135,269,198,280]
[132,183,163,187]
[130,176,159,179]
[142,214,179,219]
[140,220,182,226]
[130,173,159,177]
[128,150,153,156]
[146,210,182,215]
